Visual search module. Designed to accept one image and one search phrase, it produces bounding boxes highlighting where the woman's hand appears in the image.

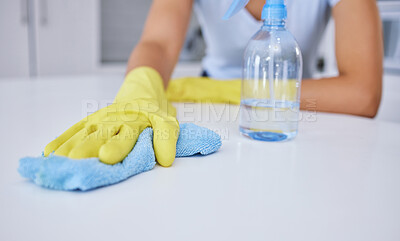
[44,67,179,167]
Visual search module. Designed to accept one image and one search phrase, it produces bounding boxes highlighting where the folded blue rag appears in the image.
[18,123,221,191]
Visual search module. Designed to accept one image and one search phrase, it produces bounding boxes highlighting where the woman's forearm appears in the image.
[126,41,177,88]
[301,74,382,118]
[125,0,193,88]
[309,0,384,118]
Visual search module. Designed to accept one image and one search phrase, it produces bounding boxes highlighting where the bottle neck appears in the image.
[263,19,286,29]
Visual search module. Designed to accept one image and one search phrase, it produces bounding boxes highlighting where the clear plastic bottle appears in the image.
[238,0,303,141]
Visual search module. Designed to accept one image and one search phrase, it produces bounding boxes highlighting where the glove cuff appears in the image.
[115,67,165,102]
[115,67,176,117]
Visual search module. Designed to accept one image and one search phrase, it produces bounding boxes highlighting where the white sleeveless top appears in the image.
[194,0,340,79]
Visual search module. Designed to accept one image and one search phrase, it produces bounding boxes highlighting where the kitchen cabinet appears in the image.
[0,0,31,77]
[33,0,98,76]
[0,0,98,78]
[0,0,201,78]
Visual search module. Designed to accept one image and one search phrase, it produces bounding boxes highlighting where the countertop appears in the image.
[0,74,399,241]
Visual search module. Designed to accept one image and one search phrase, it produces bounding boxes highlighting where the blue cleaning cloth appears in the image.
[18,123,221,191]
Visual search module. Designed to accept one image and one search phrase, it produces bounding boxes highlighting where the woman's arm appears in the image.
[301,0,383,118]
[126,0,193,87]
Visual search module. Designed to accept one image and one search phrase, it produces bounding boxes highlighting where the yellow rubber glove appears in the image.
[166,77,298,104]
[167,77,241,104]
[44,67,179,167]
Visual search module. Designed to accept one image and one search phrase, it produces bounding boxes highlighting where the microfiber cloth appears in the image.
[18,123,221,191]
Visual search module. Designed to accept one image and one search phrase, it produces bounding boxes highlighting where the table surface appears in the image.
[0,75,399,241]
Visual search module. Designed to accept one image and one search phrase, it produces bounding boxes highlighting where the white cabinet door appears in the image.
[34,0,99,76]
[0,0,30,78]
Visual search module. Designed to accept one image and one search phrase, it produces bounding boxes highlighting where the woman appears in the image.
[128,0,383,117]
[44,0,383,166]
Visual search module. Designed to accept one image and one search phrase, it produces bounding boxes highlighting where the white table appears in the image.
[0,75,399,241]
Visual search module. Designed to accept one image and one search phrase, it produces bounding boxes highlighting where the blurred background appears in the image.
[0,0,399,120]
